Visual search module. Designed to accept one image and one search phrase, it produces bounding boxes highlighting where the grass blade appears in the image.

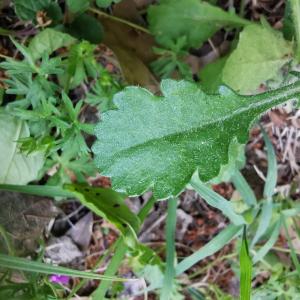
[261,127,277,200]
[0,184,74,198]
[250,199,273,248]
[190,176,246,225]
[0,254,133,282]
[231,170,257,207]
[175,224,242,275]
[161,197,177,300]
[253,218,281,264]
[240,226,252,300]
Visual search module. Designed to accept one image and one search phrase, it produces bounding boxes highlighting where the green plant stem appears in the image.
[92,195,157,299]
[290,0,300,61]
[239,0,246,17]
[161,197,177,300]
[88,7,151,34]
[271,246,300,255]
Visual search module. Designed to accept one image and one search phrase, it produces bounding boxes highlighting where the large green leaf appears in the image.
[222,24,293,93]
[93,79,300,200]
[65,184,140,246]
[147,0,250,48]
[28,28,76,61]
[0,113,44,185]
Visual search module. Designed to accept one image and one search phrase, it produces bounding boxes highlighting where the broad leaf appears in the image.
[29,28,76,61]
[65,184,140,246]
[67,0,90,14]
[0,113,44,185]
[14,0,49,20]
[93,79,300,199]
[13,0,62,22]
[222,24,293,93]
[147,0,250,48]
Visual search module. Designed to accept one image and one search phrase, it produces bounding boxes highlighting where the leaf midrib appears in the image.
[105,85,296,163]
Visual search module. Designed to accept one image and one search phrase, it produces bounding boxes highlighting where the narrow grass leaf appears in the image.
[240,227,252,300]
[190,176,246,225]
[250,200,273,248]
[176,224,242,275]
[261,127,277,200]
[253,218,281,264]
[231,170,257,207]
[0,184,74,198]
[161,197,177,300]
[0,254,133,282]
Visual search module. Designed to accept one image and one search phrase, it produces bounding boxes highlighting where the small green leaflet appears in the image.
[148,0,250,48]
[93,79,300,199]
[28,28,76,61]
[64,184,140,246]
[223,24,293,93]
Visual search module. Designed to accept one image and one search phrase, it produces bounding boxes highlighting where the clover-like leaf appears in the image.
[93,79,300,199]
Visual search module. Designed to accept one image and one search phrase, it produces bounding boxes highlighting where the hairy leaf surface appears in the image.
[93,79,300,199]
[223,24,293,93]
[148,0,250,48]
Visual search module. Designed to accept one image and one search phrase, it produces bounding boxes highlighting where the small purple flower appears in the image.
[49,274,70,285]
